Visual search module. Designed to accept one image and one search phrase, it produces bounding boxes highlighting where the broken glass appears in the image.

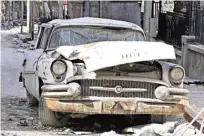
[49,26,144,48]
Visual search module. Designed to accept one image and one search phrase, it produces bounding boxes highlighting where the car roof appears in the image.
[47,17,144,34]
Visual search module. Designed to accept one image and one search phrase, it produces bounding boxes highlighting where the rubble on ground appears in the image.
[5,33,37,51]
[139,129,161,136]
[120,120,203,136]
[1,95,203,136]
[1,24,38,51]
[19,117,34,126]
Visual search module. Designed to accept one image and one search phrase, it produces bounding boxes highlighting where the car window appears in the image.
[49,26,145,48]
[49,29,62,48]
[36,27,44,48]
[39,28,50,49]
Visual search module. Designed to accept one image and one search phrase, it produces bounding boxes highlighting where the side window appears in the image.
[36,27,44,48]
[39,28,50,49]
[49,30,61,48]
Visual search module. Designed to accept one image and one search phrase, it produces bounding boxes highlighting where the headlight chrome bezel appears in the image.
[51,59,67,76]
[169,66,184,82]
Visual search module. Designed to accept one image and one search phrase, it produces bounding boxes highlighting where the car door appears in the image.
[23,26,51,99]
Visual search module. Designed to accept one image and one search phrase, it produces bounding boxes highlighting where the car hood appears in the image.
[56,41,176,72]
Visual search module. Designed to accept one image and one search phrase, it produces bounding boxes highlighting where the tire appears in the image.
[150,115,167,124]
[26,90,38,107]
[39,96,69,127]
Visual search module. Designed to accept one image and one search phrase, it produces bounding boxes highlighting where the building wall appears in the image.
[200,1,204,9]
[69,1,83,18]
[102,1,141,26]
[69,1,141,26]
[186,47,204,81]
[181,36,204,81]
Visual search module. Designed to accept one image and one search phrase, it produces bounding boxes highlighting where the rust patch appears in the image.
[183,111,203,131]
[177,104,185,113]
[179,100,204,119]
[137,102,183,115]
[102,101,115,113]
[45,98,184,115]
[46,98,79,112]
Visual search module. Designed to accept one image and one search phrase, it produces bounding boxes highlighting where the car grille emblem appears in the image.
[115,85,123,94]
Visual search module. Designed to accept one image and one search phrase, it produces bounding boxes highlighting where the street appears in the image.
[1,28,204,136]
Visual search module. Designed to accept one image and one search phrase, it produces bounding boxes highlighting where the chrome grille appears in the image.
[80,79,161,98]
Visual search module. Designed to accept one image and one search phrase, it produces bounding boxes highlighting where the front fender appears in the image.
[157,61,185,88]
[37,58,74,84]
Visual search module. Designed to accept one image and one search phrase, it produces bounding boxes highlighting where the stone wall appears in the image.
[181,36,204,80]
[184,44,204,80]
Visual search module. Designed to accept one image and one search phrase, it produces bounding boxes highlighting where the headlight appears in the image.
[51,60,67,75]
[169,66,184,81]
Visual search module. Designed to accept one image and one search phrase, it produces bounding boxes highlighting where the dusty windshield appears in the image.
[49,26,145,48]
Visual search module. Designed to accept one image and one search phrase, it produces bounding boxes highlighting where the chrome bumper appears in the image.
[41,84,188,101]
[41,84,187,115]
[44,97,185,115]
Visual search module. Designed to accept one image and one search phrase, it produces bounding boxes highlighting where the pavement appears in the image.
[1,30,26,98]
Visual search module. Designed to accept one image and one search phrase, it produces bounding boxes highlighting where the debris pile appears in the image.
[2,97,204,136]
[100,121,203,136]
[5,33,36,53]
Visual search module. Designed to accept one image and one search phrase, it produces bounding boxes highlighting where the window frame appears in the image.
[38,28,51,49]
[36,23,53,50]
[36,27,44,49]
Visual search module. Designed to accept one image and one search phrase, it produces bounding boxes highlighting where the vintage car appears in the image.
[19,17,188,127]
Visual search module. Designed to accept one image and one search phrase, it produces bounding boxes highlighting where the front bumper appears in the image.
[44,97,184,115]
[42,84,187,115]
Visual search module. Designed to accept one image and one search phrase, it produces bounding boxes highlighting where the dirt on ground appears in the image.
[1,96,151,131]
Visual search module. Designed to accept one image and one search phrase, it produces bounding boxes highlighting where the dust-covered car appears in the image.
[19,17,188,127]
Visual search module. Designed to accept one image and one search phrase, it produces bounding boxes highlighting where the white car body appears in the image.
[20,18,188,127]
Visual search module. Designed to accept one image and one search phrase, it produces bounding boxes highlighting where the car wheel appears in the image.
[150,115,167,124]
[39,96,69,127]
[26,90,38,107]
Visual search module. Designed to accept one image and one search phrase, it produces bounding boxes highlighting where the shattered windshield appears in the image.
[49,26,145,48]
